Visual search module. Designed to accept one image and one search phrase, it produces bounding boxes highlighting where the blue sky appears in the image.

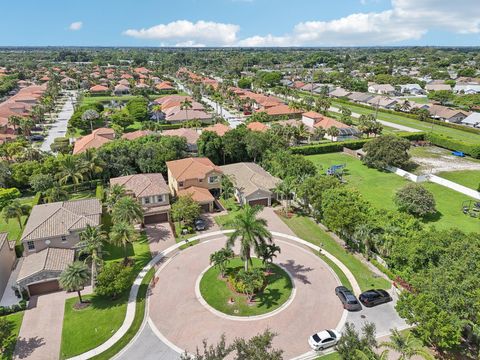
[0,0,479,47]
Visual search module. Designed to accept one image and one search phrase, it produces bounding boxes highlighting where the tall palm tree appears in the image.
[59,261,90,303]
[225,205,273,271]
[105,184,127,213]
[326,126,340,141]
[274,177,295,214]
[43,186,68,203]
[2,200,30,230]
[180,98,193,122]
[111,196,144,225]
[151,104,163,122]
[109,221,138,263]
[7,115,22,133]
[81,149,105,181]
[381,329,433,360]
[77,225,107,288]
[56,155,87,188]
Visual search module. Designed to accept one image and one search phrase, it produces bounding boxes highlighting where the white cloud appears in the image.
[69,21,83,31]
[123,1,480,47]
[123,20,239,46]
[175,40,206,47]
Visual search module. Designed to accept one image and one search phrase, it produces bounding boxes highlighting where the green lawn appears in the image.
[316,353,341,360]
[281,215,390,291]
[0,197,34,244]
[307,153,479,233]
[405,96,429,104]
[328,99,480,145]
[437,170,480,191]
[199,258,293,316]
[60,231,152,359]
[1,311,25,360]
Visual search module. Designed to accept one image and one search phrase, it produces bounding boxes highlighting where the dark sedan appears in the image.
[359,289,392,307]
[335,286,362,311]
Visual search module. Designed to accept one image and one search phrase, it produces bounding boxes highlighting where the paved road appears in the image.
[40,90,77,152]
[329,106,420,133]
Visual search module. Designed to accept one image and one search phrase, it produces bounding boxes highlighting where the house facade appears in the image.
[110,173,171,224]
[0,233,16,300]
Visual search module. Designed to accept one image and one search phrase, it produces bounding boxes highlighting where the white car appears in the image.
[308,329,341,351]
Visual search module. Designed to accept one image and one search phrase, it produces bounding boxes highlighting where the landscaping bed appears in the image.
[1,311,24,360]
[199,257,293,316]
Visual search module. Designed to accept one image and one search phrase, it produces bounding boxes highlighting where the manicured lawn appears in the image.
[329,99,480,145]
[316,352,341,360]
[200,258,293,316]
[215,198,241,229]
[307,153,479,232]
[281,215,390,291]
[405,96,429,104]
[67,190,96,201]
[0,197,34,243]
[1,311,24,360]
[437,170,480,191]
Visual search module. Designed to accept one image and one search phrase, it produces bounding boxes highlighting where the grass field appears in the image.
[307,153,479,232]
[0,197,34,243]
[405,96,429,104]
[281,215,390,291]
[1,311,25,360]
[437,170,480,191]
[199,258,293,316]
[329,99,480,145]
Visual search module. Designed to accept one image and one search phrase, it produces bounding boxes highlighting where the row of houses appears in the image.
[0,157,281,298]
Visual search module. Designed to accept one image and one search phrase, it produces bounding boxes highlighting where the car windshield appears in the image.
[327,330,336,339]
[346,295,358,303]
[312,334,321,342]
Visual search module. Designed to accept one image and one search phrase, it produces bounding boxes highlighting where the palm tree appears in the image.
[109,221,138,263]
[180,98,193,122]
[81,149,105,181]
[326,126,340,141]
[19,117,35,137]
[43,186,68,203]
[259,243,281,270]
[401,100,411,112]
[381,329,433,360]
[210,247,234,278]
[112,196,144,225]
[353,223,376,257]
[105,184,127,213]
[225,205,273,271]
[274,178,295,214]
[7,115,22,133]
[2,200,30,230]
[77,225,107,288]
[81,109,100,133]
[59,261,90,304]
[151,104,163,122]
[313,127,326,141]
[56,155,87,188]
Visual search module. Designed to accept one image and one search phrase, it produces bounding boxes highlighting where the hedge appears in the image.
[95,185,105,201]
[426,133,480,159]
[291,132,426,155]
[31,192,42,207]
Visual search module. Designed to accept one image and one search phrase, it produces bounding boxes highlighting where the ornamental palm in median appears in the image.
[225,204,273,271]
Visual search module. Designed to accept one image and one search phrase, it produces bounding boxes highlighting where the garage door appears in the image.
[144,212,169,224]
[248,198,269,207]
[28,280,60,296]
[201,203,211,212]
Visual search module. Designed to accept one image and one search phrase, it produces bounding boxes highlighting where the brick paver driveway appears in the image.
[145,223,176,256]
[148,236,343,359]
[14,291,66,360]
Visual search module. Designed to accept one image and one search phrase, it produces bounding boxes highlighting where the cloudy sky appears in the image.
[1,0,479,47]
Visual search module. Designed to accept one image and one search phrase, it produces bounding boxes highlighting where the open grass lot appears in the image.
[60,227,152,359]
[405,96,429,104]
[307,153,479,233]
[437,170,480,191]
[199,257,293,316]
[329,99,480,145]
[1,311,25,360]
[0,197,34,243]
[281,215,390,291]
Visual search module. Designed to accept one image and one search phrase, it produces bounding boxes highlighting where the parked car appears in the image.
[335,286,362,311]
[29,134,44,142]
[359,289,392,307]
[194,218,207,231]
[308,329,341,351]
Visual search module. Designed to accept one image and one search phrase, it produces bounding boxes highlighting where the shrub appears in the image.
[95,185,104,201]
[0,188,20,210]
[95,262,134,299]
[426,133,480,158]
[394,183,436,217]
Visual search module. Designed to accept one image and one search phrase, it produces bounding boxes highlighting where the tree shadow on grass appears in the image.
[255,288,282,309]
[278,259,313,285]
[421,210,443,224]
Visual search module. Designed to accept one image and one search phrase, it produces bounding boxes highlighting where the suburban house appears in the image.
[121,130,153,141]
[329,87,351,98]
[302,111,360,141]
[366,96,398,109]
[368,84,396,95]
[454,83,480,94]
[166,157,223,212]
[247,121,268,132]
[110,173,171,224]
[202,123,231,136]
[428,105,470,123]
[89,84,110,95]
[399,84,425,95]
[425,83,451,92]
[220,162,280,207]
[16,199,102,296]
[460,112,480,128]
[0,233,16,300]
[72,127,115,154]
[162,128,200,152]
[347,92,375,103]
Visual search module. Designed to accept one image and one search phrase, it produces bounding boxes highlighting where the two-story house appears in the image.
[0,233,16,302]
[110,173,171,224]
[166,157,222,212]
[16,198,102,296]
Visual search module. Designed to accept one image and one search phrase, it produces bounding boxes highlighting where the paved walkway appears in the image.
[14,292,65,360]
[148,237,344,359]
[259,206,296,236]
[0,258,23,307]
[40,90,77,152]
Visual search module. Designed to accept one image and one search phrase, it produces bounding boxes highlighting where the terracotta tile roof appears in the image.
[156,81,175,90]
[21,199,102,242]
[73,128,115,154]
[121,130,153,141]
[261,104,303,116]
[154,95,191,105]
[166,157,222,182]
[110,173,169,197]
[166,110,211,122]
[90,85,110,92]
[314,117,351,129]
[202,123,231,136]
[247,121,268,132]
[302,111,324,119]
[162,128,200,145]
[17,248,75,282]
[178,186,214,204]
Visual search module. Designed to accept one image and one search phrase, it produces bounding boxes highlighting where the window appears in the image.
[144,197,150,204]
[27,241,35,251]
[61,235,67,242]
[208,176,219,184]
[156,195,164,203]
[179,181,184,187]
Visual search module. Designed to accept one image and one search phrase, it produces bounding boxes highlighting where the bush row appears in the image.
[0,300,27,316]
[95,184,105,201]
[426,133,480,159]
[290,132,426,155]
